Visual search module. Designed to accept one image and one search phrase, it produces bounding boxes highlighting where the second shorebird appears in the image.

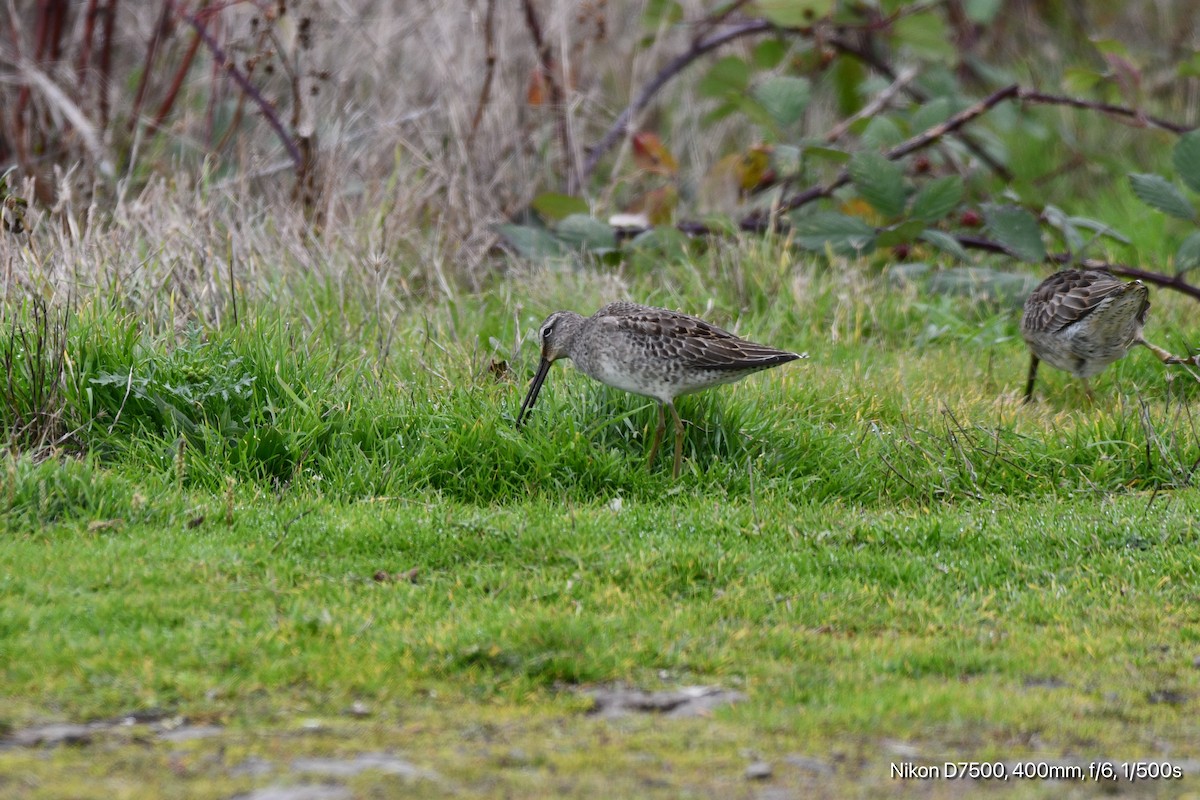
[517,302,803,478]
[1020,267,1181,402]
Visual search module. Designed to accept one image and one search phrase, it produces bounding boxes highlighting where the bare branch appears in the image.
[75,0,100,88]
[824,66,918,143]
[128,2,171,132]
[521,0,580,193]
[167,0,302,168]
[467,0,497,148]
[953,235,1200,302]
[97,0,118,131]
[152,8,206,133]
[583,19,773,181]
[886,84,1021,161]
[1017,89,1191,135]
[827,33,1013,182]
[1092,264,1200,303]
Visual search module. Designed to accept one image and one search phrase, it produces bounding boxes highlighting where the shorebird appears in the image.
[1020,267,1181,402]
[516,302,803,478]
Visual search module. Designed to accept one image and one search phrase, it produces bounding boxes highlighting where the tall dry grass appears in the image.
[0,0,737,313]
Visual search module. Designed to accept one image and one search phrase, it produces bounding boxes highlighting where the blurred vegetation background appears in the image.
[3,0,1200,300]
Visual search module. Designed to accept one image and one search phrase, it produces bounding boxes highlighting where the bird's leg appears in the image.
[1082,378,1095,403]
[646,403,666,472]
[669,401,685,479]
[1138,335,1200,383]
[1136,335,1194,366]
[1023,354,1039,404]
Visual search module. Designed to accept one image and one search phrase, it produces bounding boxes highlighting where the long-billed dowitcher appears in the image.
[1020,267,1181,402]
[516,302,803,478]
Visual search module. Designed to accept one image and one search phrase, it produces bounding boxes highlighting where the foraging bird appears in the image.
[1020,267,1180,402]
[516,302,803,478]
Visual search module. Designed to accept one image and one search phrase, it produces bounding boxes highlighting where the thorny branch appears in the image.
[584,4,1199,191]
[586,0,976,179]
[1019,90,1190,134]
[128,2,170,131]
[674,76,1200,305]
[735,83,1022,232]
[826,33,1014,182]
[167,0,303,168]
[152,1,210,132]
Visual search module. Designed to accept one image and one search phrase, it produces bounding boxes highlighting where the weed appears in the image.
[1,297,70,455]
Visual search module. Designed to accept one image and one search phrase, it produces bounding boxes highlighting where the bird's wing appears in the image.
[1024,269,1139,333]
[595,304,799,370]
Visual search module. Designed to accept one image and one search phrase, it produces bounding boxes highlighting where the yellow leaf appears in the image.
[627,186,679,225]
[631,132,678,175]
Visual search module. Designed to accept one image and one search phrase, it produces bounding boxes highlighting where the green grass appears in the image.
[2,247,1200,797]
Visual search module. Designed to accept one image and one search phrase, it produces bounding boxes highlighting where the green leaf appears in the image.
[753,76,811,127]
[791,212,875,255]
[702,99,739,125]
[916,65,963,100]
[964,0,1002,24]
[753,0,834,27]
[982,204,1046,263]
[1042,204,1083,252]
[771,144,803,177]
[496,224,568,260]
[910,98,952,135]
[1091,38,1131,59]
[875,220,927,248]
[555,214,616,252]
[1172,131,1200,195]
[832,55,865,116]
[910,176,963,223]
[531,193,589,222]
[1175,231,1200,274]
[733,94,779,131]
[919,230,970,262]
[928,267,1041,307]
[642,0,683,27]
[752,39,788,69]
[860,116,905,150]
[1067,216,1130,244]
[894,12,956,61]
[964,54,1015,88]
[888,262,933,285]
[1062,67,1102,95]
[800,141,850,163]
[1179,52,1200,79]
[848,151,907,218]
[630,226,690,257]
[697,56,750,99]
[1128,173,1195,220]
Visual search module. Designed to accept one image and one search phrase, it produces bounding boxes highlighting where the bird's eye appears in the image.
[540,322,555,340]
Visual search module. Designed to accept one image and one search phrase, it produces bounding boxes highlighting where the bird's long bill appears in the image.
[516,358,552,427]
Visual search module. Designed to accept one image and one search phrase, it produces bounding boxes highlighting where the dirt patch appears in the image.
[290,752,435,780]
[2,712,222,749]
[582,684,746,718]
[230,788,351,800]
